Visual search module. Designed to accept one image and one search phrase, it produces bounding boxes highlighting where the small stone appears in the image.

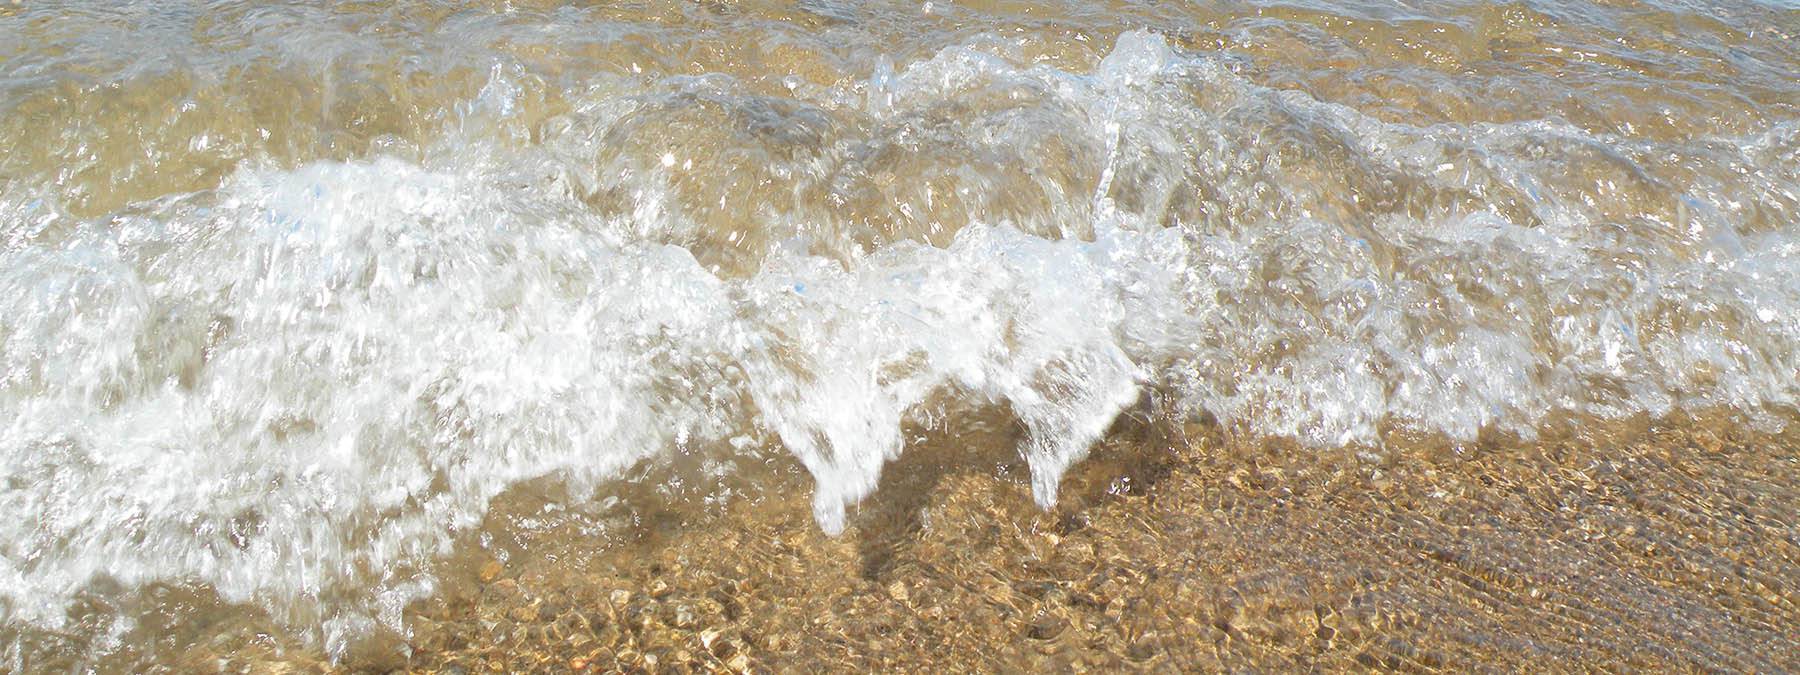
[479,560,504,583]
[698,628,723,652]
[886,581,909,603]
[673,604,698,628]
[543,592,571,615]
[609,589,633,607]
[1026,615,1066,640]
[488,579,520,597]
[727,653,751,672]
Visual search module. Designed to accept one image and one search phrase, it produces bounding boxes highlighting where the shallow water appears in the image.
[1,0,1797,669]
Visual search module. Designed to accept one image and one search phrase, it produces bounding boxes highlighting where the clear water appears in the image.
[1,0,1796,665]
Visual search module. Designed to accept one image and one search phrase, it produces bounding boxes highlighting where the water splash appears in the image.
[2,2,1798,659]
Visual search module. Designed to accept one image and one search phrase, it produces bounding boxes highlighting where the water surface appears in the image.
[1,0,1796,669]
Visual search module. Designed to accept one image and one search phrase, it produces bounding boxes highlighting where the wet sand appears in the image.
[81,408,1792,672]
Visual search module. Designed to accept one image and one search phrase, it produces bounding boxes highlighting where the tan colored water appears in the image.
[1,0,1797,671]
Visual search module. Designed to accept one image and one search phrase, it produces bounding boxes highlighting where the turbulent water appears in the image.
[1,0,1797,664]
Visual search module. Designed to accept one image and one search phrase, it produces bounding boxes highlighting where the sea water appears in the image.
[1,0,1796,664]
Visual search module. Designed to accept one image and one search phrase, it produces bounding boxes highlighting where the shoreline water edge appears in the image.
[2,0,1797,670]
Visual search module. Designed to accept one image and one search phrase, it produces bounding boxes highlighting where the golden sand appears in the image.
[67,409,1794,672]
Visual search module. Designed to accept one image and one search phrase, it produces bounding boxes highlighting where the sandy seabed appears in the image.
[71,407,1792,673]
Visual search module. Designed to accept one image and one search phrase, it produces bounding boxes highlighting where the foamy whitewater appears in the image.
[1,0,1797,660]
